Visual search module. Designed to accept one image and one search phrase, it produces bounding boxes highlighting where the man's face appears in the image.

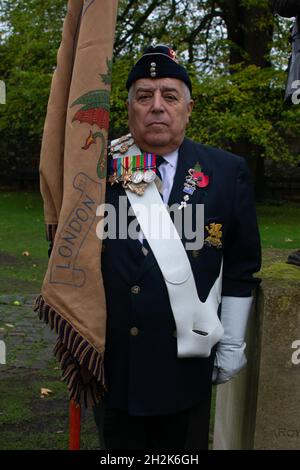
[127,77,194,155]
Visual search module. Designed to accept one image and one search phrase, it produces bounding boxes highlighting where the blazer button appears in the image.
[131,285,141,294]
[192,250,200,259]
[130,327,139,336]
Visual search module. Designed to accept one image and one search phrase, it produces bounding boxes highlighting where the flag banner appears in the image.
[33,0,119,406]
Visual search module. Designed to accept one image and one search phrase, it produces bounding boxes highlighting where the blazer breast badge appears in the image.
[204,223,223,249]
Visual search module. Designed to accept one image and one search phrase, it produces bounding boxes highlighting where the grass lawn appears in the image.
[0,191,299,450]
[0,191,299,296]
[256,201,300,250]
[0,191,48,295]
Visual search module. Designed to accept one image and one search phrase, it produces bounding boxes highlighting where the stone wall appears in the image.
[213,253,300,450]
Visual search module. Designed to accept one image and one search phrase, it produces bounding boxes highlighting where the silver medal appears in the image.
[143,170,156,183]
[131,171,144,184]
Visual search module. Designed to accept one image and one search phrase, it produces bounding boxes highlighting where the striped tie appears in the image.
[156,156,165,181]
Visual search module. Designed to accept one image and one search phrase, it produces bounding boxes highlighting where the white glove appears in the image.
[212,296,253,385]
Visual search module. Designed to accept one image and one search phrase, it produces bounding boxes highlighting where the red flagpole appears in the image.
[69,400,81,450]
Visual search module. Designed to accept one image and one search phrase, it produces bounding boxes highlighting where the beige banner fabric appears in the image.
[33,0,119,406]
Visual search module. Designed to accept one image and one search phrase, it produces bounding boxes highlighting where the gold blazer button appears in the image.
[131,285,141,294]
[130,327,139,337]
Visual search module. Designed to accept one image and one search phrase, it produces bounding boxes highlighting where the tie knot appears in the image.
[156,156,166,168]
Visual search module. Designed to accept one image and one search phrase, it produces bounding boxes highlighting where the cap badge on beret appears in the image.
[150,62,157,77]
[168,48,178,63]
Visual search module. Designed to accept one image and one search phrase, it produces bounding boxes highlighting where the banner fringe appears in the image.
[33,294,105,407]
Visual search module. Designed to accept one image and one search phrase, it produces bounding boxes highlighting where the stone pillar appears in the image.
[213,267,300,450]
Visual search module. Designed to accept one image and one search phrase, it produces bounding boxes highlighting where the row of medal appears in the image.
[108,153,158,195]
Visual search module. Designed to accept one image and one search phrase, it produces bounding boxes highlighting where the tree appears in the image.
[0,0,299,194]
[111,0,300,198]
[213,0,274,197]
[0,0,66,181]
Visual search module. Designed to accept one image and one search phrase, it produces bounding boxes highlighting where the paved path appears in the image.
[0,293,100,450]
[0,293,56,374]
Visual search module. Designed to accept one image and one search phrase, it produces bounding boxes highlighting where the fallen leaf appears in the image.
[13,301,21,306]
[32,264,37,268]
[22,251,30,256]
[56,431,63,434]
[40,388,53,398]
[5,323,14,328]
[285,238,293,243]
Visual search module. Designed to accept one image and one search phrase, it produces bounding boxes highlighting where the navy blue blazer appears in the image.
[101,137,261,416]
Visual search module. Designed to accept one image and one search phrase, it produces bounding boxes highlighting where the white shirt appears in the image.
[158,148,179,204]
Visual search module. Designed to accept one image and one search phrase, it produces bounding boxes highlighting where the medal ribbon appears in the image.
[109,153,157,177]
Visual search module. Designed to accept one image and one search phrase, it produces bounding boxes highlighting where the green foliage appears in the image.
[110,55,133,138]
[115,0,230,71]
[188,65,300,164]
[100,58,113,86]
[0,0,299,185]
[240,0,270,7]
[0,0,66,178]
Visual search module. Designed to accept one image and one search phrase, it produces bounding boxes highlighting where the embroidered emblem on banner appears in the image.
[71,58,112,179]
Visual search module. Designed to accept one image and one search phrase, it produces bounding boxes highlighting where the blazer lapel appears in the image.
[168,137,211,209]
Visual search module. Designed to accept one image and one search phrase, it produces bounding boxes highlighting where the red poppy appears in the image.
[192,171,209,188]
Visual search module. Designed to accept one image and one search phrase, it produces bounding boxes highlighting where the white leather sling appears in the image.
[125,180,224,358]
[110,139,224,358]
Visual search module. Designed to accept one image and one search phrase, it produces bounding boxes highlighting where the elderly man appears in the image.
[94,45,261,450]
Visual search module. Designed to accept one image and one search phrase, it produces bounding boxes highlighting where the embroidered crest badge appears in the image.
[204,223,223,249]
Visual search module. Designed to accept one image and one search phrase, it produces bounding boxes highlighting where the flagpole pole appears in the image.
[69,399,81,450]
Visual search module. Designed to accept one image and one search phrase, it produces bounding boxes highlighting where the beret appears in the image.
[126,44,192,93]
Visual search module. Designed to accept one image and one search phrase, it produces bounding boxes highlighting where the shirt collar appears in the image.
[162,148,179,168]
